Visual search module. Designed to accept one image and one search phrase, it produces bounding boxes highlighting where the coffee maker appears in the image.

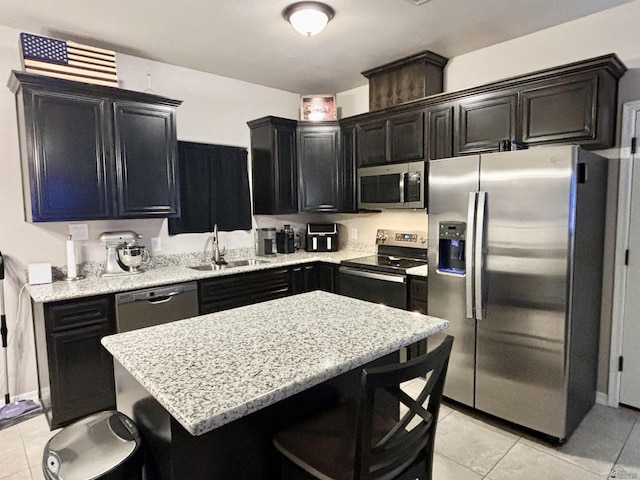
[255,228,277,256]
[98,231,150,277]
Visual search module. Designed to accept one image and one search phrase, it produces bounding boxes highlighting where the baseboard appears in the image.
[9,390,39,404]
[596,391,609,406]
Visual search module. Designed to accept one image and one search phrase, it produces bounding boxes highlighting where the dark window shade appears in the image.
[168,141,251,235]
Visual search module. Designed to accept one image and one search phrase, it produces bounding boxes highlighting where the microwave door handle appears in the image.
[399,173,406,203]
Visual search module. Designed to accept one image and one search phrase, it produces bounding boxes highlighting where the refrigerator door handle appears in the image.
[475,191,487,320]
[466,192,477,319]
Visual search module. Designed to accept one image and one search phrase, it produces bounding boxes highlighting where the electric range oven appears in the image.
[338,229,427,309]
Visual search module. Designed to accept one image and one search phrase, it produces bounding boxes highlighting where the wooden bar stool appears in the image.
[273,335,454,480]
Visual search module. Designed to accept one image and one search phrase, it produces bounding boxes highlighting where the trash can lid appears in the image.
[43,411,140,480]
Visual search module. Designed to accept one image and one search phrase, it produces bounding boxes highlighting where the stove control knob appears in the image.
[376,231,387,243]
[420,236,427,245]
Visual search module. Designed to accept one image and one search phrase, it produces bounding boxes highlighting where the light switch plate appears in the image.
[350,228,358,240]
[151,237,162,252]
[68,223,89,241]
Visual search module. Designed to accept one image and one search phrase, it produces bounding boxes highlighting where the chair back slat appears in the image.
[354,335,454,480]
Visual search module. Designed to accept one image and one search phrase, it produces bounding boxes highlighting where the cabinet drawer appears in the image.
[199,268,290,314]
[47,296,113,332]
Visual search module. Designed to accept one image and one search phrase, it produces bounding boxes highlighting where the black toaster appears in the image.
[305,224,339,252]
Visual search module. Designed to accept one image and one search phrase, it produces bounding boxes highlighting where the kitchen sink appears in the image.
[188,259,271,271]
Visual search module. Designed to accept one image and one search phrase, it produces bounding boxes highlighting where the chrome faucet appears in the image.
[211,224,226,265]
[202,224,226,265]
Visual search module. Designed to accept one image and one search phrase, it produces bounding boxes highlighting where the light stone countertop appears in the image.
[101,290,448,436]
[27,249,428,303]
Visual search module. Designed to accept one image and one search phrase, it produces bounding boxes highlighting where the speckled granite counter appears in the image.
[26,250,359,303]
[102,290,447,437]
[27,250,428,303]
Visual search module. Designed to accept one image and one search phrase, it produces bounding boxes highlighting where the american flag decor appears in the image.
[20,33,119,87]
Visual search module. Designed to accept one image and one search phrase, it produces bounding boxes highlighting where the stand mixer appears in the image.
[98,231,150,277]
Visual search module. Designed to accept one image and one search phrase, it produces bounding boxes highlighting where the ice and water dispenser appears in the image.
[437,222,466,275]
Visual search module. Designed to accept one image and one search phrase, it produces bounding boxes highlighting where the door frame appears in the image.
[608,100,640,407]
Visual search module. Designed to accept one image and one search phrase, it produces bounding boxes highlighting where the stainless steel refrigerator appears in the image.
[427,145,607,441]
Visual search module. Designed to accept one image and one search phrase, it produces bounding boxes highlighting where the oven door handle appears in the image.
[339,266,407,284]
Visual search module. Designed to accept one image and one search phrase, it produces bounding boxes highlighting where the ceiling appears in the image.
[0,0,634,94]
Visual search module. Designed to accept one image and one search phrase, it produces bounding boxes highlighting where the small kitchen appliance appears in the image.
[305,224,339,252]
[357,161,425,210]
[276,225,295,254]
[98,231,150,277]
[255,228,277,256]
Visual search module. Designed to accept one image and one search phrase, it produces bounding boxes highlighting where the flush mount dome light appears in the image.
[283,2,335,37]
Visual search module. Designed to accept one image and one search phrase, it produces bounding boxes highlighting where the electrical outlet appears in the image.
[151,237,162,252]
[350,228,358,240]
[68,223,89,241]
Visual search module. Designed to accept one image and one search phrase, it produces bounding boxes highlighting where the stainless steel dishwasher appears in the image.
[115,281,199,333]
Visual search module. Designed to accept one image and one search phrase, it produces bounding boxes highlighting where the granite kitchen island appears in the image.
[101,290,449,479]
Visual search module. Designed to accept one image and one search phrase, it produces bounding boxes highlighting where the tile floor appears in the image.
[1,382,639,479]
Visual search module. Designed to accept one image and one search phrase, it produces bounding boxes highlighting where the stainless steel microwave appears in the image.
[357,161,425,210]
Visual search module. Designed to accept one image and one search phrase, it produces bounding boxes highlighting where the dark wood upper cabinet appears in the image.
[455,93,518,155]
[357,118,387,166]
[356,110,425,166]
[249,116,355,214]
[114,101,179,217]
[297,122,341,212]
[389,111,425,161]
[427,104,454,160]
[520,73,616,148]
[345,54,625,162]
[248,116,298,215]
[25,89,113,220]
[339,124,358,213]
[8,71,182,222]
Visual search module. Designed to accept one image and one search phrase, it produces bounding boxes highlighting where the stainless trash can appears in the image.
[43,411,143,480]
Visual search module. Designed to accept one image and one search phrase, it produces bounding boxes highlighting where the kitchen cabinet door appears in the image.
[37,296,116,429]
[318,263,337,293]
[521,75,603,147]
[49,321,116,427]
[339,124,357,213]
[249,116,298,214]
[357,118,387,166]
[297,123,341,213]
[455,93,518,155]
[290,263,319,294]
[114,101,180,217]
[388,110,424,162]
[427,104,454,160]
[18,89,113,221]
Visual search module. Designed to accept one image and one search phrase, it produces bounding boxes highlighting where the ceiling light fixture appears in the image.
[283,2,335,37]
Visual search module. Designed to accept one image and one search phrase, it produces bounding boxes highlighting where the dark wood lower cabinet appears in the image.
[290,263,338,294]
[33,295,116,429]
[408,276,428,360]
[199,267,291,314]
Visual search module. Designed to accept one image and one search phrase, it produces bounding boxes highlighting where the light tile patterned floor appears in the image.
[1,382,639,479]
